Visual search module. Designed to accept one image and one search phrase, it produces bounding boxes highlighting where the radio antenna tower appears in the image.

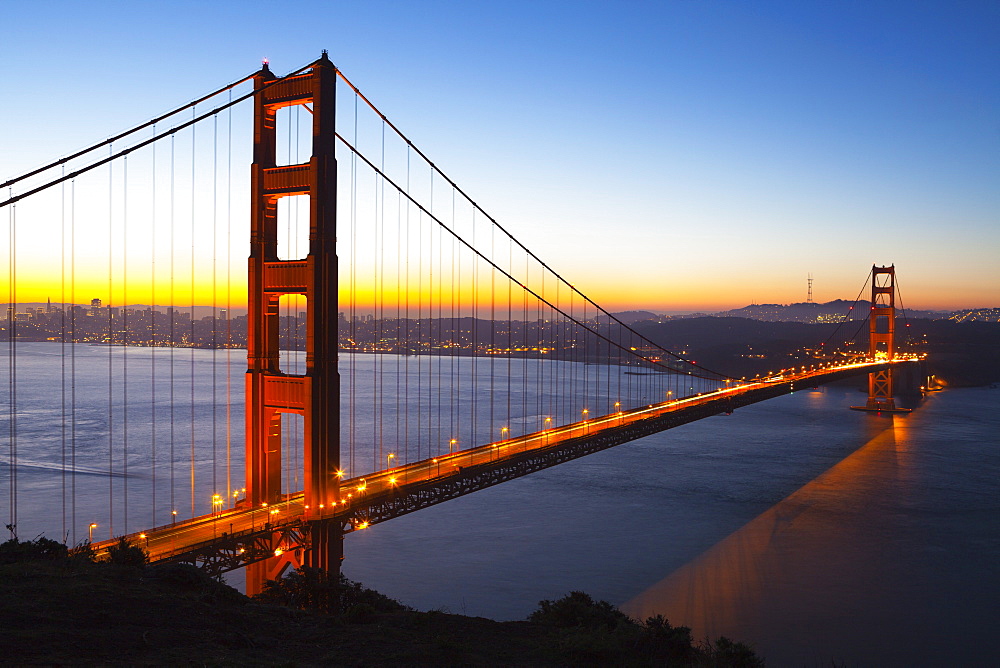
[807,273,814,303]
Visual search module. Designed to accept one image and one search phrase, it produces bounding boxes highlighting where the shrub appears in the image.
[68,540,97,564]
[529,593,766,667]
[707,636,765,668]
[644,614,696,663]
[338,572,409,614]
[253,566,408,617]
[255,565,339,613]
[528,591,631,631]
[106,536,149,568]
[0,536,69,564]
[145,562,246,604]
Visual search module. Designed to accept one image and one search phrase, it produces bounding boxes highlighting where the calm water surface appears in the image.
[341,384,999,666]
[3,343,998,666]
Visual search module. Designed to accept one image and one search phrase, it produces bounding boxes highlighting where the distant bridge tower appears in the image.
[245,53,342,592]
[852,265,910,414]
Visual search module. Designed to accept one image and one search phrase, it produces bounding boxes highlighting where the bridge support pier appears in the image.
[306,520,345,576]
[243,521,343,596]
[245,533,304,596]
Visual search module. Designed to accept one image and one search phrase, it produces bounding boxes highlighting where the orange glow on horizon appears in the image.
[10,269,249,310]
[7,266,983,314]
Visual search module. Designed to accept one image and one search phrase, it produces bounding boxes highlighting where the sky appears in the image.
[2,0,998,312]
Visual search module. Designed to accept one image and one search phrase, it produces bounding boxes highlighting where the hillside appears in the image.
[0,551,763,667]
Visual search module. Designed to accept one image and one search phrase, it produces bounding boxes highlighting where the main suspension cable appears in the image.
[1,72,257,191]
[335,68,730,380]
[0,60,318,210]
[335,131,727,382]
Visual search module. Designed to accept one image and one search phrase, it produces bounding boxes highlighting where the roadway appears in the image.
[91,359,909,563]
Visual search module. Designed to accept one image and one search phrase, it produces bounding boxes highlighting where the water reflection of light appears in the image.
[622,412,914,663]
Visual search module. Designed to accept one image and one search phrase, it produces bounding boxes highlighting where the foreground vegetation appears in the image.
[1,536,764,666]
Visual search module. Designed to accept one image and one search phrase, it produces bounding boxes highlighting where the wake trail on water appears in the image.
[0,458,139,478]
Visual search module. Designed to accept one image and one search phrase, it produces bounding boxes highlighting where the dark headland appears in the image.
[1,537,764,666]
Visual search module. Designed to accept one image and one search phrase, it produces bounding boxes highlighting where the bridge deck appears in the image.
[90,360,904,575]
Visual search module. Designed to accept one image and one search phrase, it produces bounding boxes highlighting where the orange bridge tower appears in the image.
[852,265,911,414]
[245,53,342,592]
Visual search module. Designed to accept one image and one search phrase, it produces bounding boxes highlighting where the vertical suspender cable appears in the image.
[123,154,129,533]
[374,119,385,477]
[70,179,77,543]
[436,172,444,456]
[7,187,17,536]
[450,187,456,452]
[506,238,511,436]
[523,253,528,433]
[404,147,411,466]
[107,146,114,539]
[61,170,67,540]
[350,94,358,476]
[212,113,218,501]
[472,211,478,447]
[417,204,423,460]
[151,126,157,527]
[190,109,196,516]
[225,94,232,507]
[394,189,401,470]
[169,133,176,519]
[490,225,495,442]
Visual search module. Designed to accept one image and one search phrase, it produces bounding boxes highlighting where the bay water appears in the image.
[3,342,998,665]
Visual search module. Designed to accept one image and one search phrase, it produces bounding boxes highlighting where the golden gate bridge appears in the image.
[0,53,916,592]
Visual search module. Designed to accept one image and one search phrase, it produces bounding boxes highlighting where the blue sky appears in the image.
[2,1,997,310]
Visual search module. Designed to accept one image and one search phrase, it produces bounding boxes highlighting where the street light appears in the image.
[387,453,395,470]
[88,523,98,543]
[449,438,457,453]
